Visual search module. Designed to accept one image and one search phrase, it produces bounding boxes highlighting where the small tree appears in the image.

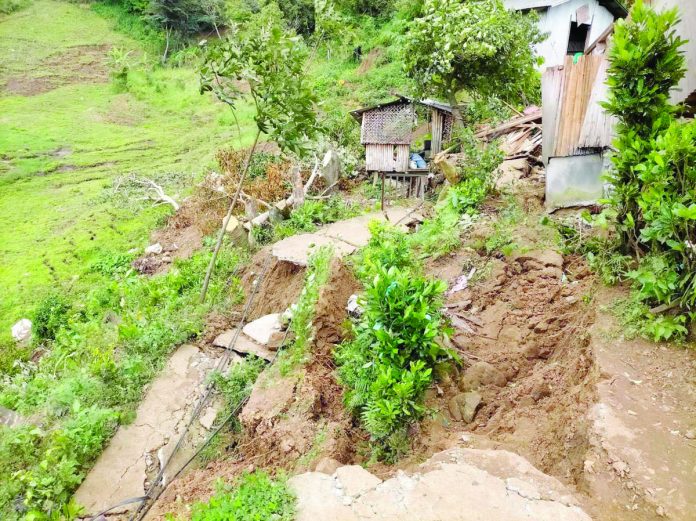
[403,0,543,124]
[198,6,318,300]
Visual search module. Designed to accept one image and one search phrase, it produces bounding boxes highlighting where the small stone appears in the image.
[656,506,666,517]
[145,243,162,255]
[449,392,482,424]
[685,429,695,440]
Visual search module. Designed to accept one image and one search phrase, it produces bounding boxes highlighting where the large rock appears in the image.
[11,319,32,342]
[242,313,285,349]
[459,361,507,391]
[321,149,341,187]
[290,448,591,521]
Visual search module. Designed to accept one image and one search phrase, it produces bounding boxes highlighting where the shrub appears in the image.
[337,239,454,460]
[602,0,695,339]
[191,471,295,521]
[33,294,71,341]
[277,246,333,373]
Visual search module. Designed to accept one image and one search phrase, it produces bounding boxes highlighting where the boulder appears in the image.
[433,153,460,184]
[145,243,162,255]
[314,457,342,475]
[335,465,382,497]
[459,361,507,391]
[224,216,248,246]
[321,149,341,187]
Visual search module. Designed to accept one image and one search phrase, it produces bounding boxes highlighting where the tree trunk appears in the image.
[199,129,262,303]
[447,89,464,127]
[162,27,171,64]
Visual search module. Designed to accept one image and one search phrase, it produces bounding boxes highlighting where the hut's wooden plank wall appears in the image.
[542,54,613,161]
[365,144,409,172]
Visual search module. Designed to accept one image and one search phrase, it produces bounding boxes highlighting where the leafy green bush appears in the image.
[410,133,501,258]
[602,0,695,339]
[337,233,454,460]
[272,196,362,241]
[0,0,29,15]
[33,294,71,341]
[191,471,295,521]
[403,0,542,122]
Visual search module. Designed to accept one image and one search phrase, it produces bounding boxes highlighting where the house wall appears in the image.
[647,0,696,104]
[506,0,615,68]
[365,144,410,173]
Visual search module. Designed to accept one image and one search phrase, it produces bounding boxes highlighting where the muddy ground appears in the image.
[105,174,695,521]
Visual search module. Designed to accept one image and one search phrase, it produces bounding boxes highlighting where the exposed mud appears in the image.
[145,259,363,519]
[2,44,111,96]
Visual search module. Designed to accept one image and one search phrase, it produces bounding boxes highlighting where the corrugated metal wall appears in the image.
[365,144,410,172]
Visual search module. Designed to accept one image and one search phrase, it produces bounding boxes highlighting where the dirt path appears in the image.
[75,344,220,516]
[584,287,696,521]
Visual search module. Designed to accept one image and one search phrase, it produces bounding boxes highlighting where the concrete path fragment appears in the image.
[74,344,218,515]
[272,207,419,266]
[290,448,591,521]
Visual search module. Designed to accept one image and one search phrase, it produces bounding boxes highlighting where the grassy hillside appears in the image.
[0,0,258,353]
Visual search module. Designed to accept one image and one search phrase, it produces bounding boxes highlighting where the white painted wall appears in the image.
[506,0,616,68]
[648,0,696,103]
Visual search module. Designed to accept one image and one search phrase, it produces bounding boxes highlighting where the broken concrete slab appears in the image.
[242,313,285,348]
[212,329,275,361]
[290,448,591,521]
[272,233,356,266]
[272,208,420,266]
[75,344,218,515]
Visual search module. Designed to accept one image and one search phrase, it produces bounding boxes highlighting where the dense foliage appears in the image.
[337,223,455,460]
[278,246,333,373]
[602,0,695,340]
[191,471,295,521]
[403,0,543,123]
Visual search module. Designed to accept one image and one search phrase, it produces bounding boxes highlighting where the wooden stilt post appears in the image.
[381,171,385,212]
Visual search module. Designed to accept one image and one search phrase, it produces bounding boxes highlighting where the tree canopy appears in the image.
[200,7,318,155]
[403,0,543,122]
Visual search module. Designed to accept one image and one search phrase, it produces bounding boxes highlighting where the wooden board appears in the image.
[366,144,410,172]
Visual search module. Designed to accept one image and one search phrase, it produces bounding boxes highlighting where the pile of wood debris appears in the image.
[476,106,542,161]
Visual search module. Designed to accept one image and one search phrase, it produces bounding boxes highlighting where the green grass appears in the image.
[190,471,295,521]
[0,0,257,351]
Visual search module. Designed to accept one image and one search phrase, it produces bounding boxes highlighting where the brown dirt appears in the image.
[2,44,111,96]
[146,259,363,519]
[357,48,383,75]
